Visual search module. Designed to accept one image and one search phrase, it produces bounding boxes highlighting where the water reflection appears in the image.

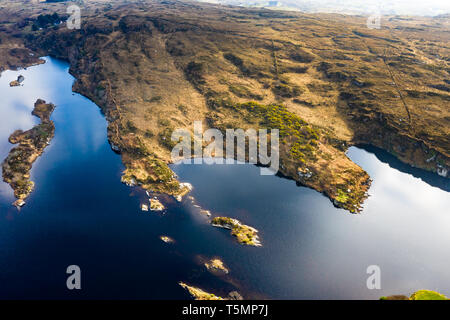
[172,147,450,299]
[355,144,449,192]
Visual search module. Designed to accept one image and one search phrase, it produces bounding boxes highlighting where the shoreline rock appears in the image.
[187,195,212,217]
[178,282,223,300]
[9,75,24,87]
[199,209,212,217]
[160,235,174,243]
[174,182,193,202]
[150,197,165,211]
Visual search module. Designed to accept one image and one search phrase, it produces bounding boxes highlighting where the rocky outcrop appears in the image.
[204,258,229,274]
[178,282,223,300]
[150,197,165,211]
[160,235,174,243]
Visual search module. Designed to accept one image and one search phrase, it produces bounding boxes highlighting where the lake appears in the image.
[0,57,449,299]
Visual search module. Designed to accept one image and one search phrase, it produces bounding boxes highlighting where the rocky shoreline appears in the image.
[204,258,229,274]
[2,99,55,208]
[179,282,243,300]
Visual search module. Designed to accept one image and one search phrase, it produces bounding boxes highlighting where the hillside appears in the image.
[1,0,448,212]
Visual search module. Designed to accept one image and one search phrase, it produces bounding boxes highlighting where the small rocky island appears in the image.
[204,258,229,274]
[211,217,261,247]
[179,282,243,300]
[150,197,165,211]
[178,282,223,300]
[2,99,55,208]
[9,75,24,87]
[160,235,174,243]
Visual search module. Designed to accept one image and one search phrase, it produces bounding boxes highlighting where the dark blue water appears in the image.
[0,57,449,299]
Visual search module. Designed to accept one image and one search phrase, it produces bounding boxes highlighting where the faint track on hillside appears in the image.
[355,22,414,133]
[382,47,413,130]
[98,50,123,144]
[382,26,414,133]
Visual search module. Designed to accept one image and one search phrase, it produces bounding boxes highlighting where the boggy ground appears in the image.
[1,0,448,212]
